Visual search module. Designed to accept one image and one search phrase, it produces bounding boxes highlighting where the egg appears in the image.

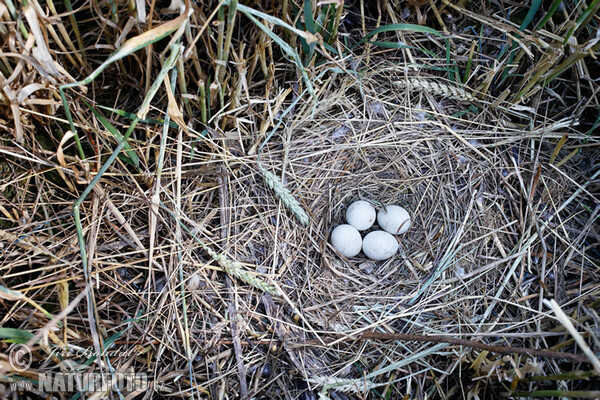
[330,224,362,258]
[362,231,398,260]
[346,200,376,231]
[377,205,411,234]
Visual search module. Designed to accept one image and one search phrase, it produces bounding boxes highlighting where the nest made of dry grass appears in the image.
[1,1,600,397]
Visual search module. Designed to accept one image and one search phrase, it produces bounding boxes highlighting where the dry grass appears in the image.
[1,0,600,399]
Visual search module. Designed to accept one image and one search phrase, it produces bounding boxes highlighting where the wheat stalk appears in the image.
[394,77,477,102]
[259,165,310,226]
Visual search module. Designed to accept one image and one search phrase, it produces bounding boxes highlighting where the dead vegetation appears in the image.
[1,0,599,399]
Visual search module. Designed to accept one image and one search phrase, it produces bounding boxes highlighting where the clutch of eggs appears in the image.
[331,201,411,260]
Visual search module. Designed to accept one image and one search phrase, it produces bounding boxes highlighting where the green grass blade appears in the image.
[318,4,336,43]
[519,0,543,32]
[0,328,34,343]
[301,0,317,64]
[563,0,600,45]
[545,41,600,83]
[526,370,598,381]
[322,41,339,56]
[82,100,139,168]
[227,1,318,45]
[462,40,476,84]
[356,23,444,48]
[137,44,182,118]
[511,390,600,398]
[59,10,190,159]
[534,0,563,30]
[72,43,181,293]
[97,105,179,128]
[73,44,181,210]
[304,0,316,34]
[356,23,455,80]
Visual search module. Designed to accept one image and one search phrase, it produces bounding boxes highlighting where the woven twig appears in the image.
[259,165,310,226]
[394,77,477,102]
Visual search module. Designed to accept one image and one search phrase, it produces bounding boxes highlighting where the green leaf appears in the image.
[304,0,316,34]
[82,100,139,168]
[356,23,444,48]
[519,0,543,32]
[97,105,179,128]
[0,327,34,343]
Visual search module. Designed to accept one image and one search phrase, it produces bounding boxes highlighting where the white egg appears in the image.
[377,205,411,234]
[330,224,362,258]
[346,200,376,231]
[362,231,398,260]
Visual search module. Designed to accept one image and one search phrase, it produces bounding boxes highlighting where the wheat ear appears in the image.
[394,78,476,102]
[259,165,309,226]
[210,253,279,295]
[308,375,373,397]
[201,242,279,295]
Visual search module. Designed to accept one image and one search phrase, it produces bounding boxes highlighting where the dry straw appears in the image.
[167,205,280,295]
[3,0,599,397]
